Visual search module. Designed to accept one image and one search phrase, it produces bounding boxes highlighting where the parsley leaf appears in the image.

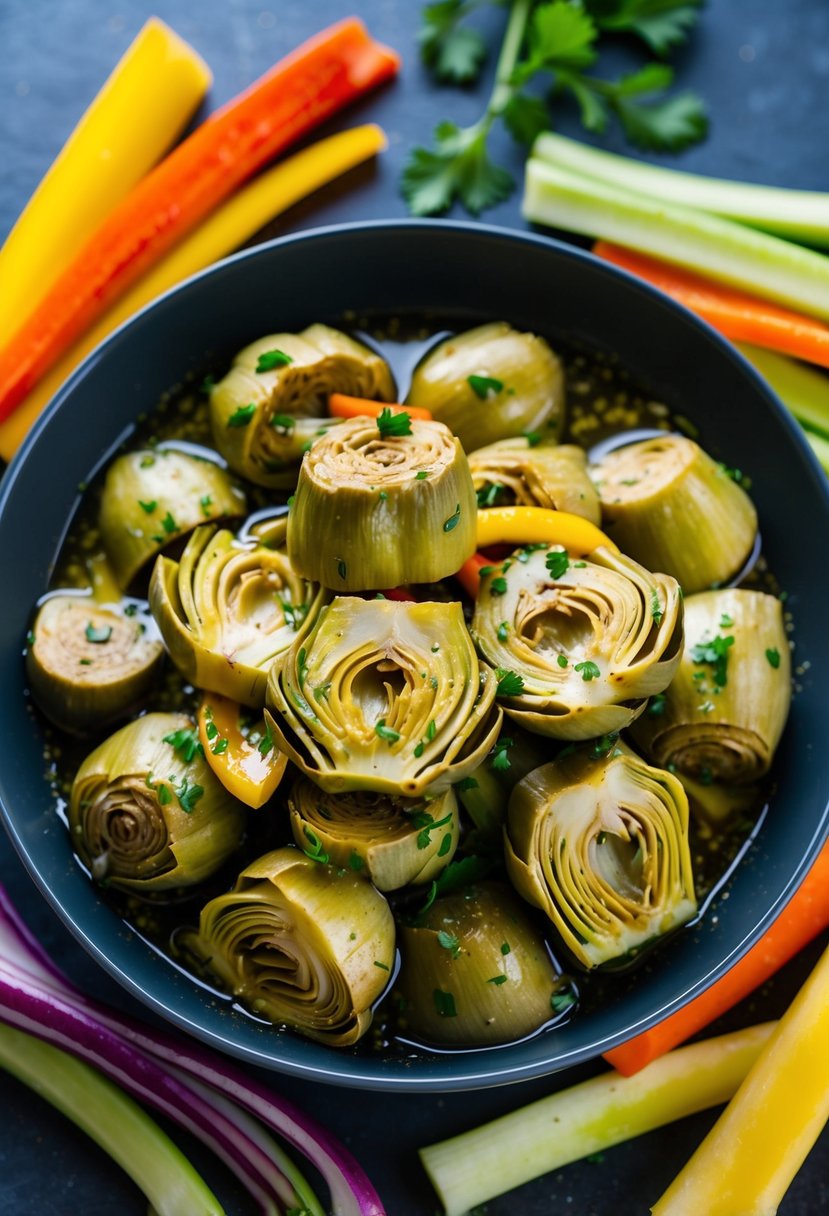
[496,668,525,697]
[574,659,601,682]
[419,0,487,83]
[467,373,504,398]
[402,123,514,217]
[256,349,293,372]
[163,727,204,763]
[546,548,570,579]
[589,0,704,58]
[377,407,413,437]
[691,633,734,687]
[227,403,257,428]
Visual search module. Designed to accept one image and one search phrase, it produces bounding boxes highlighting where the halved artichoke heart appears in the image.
[210,324,395,488]
[505,746,697,969]
[396,882,567,1047]
[188,847,395,1046]
[26,594,163,734]
[468,439,601,522]
[406,322,565,453]
[590,435,758,594]
[287,416,477,589]
[267,597,503,796]
[99,447,246,591]
[69,712,245,894]
[472,544,683,740]
[150,524,328,708]
[288,776,460,892]
[631,589,791,784]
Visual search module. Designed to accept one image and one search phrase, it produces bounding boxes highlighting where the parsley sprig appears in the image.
[403,0,706,216]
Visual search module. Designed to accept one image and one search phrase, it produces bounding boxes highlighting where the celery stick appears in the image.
[522,158,829,321]
[805,429,829,473]
[735,342,829,438]
[420,1022,773,1216]
[533,133,829,247]
[0,1022,223,1216]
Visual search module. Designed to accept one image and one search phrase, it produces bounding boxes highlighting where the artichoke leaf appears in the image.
[26,594,163,734]
[210,325,395,489]
[267,597,503,797]
[288,777,460,892]
[469,439,600,522]
[149,524,328,708]
[472,544,683,740]
[396,883,567,1046]
[505,745,697,969]
[631,588,791,784]
[99,447,246,591]
[287,415,477,590]
[68,712,245,894]
[406,322,565,453]
[590,435,758,594]
[187,847,395,1046]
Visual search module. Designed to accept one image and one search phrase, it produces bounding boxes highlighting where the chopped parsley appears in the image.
[454,776,479,793]
[227,403,257,427]
[437,930,461,958]
[433,988,457,1018]
[377,407,412,437]
[489,575,508,596]
[138,499,157,514]
[375,719,401,744]
[524,429,542,447]
[161,511,178,535]
[497,620,510,642]
[200,495,213,517]
[84,623,112,644]
[690,633,734,687]
[551,990,576,1014]
[720,613,734,628]
[163,727,204,763]
[574,660,601,682]
[546,548,569,579]
[490,736,513,773]
[258,724,274,756]
[592,732,619,758]
[256,349,293,372]
[487,974,508,986]
[495,668,525,697]
[270,413,296,432]
[557,654,568,668]
[648,692,667,717]
[302,828,329,865]
[766,647,781,669]
[349,851,364,871]
[467,374,503,398]
[414,469,430,480]
[212,737,229,755]
[170,775,204,814]
[500,942,511,955]
[477,482,504,508]
[443,503,462,532]
[651,589,663,623]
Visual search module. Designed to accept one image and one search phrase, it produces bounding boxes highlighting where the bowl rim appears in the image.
[2,217,828,1091]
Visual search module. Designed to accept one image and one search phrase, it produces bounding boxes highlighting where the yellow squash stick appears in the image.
[0,18,210,343]
[653,942,829,1216]
[0,123,387,461]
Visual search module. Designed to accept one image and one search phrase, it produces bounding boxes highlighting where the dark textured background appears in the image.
[1,1,828,1212]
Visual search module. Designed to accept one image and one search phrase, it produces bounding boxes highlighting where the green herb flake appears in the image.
[454,776,479,793]
[524,430,542,447]
[138,499,157,514]
[258,724,274,756]
[270,413,296,432]
[212,737,229,755]
[156,782,172,806]
[200,495,213,517]
[443,502,462,532]
[766,647,781,669]
[437,832,453,857]
[227,403,257,428]
[574,660,601,682]
[302,827,329,865]
[651,589,663,623]
[500,942,511,955]
[496,620,510,642]
[546,548,569,579]
[487,974,507,986]
[377,407,413,437]
[490,737,513,773]
[433,988,457,1018]
[720,613,734,628]
[648,693,667,717]
[467,374,504,399]
[171,775,204,814]
[161,511,178,535]
[378,490,389,501]
[489,575,508,596]
[375,719,401,744]
[414,470,430,480]
[477,482,504,508]
[336,558,347,581]
[551,990,576,1014]
[373,960,390,972]
[84,623,112,644]
[348,851,364,871]
[437,929,461,958]
[557,654,568,668]
[691,633,735,687]
[256,349,293,372]
[496,668,525,697]
[163,727,204,763]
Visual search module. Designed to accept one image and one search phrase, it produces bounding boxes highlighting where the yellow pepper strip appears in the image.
[0,19,210,345]
[476,506,618,554]
[0,123,387,462]
[197,694,287,810]
[652,943,829,1216]
[420,1023,774,1216]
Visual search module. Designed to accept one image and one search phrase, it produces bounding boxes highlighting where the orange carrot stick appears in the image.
[0,20,399,423]
[454,552,490,600]
[604,841,829,1076]
[328,393,433,421]
[594,241,829,370]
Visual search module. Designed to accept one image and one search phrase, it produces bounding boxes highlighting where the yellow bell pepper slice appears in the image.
[197,695,287,810]
[0,123,387,462]
[653,941,829,1216]
[0,19,210,346]
[476,506,617,554]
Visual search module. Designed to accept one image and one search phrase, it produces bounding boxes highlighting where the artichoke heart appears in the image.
[267,597,503,796]
[99,447,246,591]
[287,416,477,590]
[26,594,163,734]
[406,322,565,453]
[631,589,791,784]
[210,324,395,488]
[68,712,245,894]
[469,438,601,522]
[149,524,328,708]
[590,435,758,594]
[288,776,460,892]
[187,847,395,1046]
[396,883,566,1046]
[472,544,683,740]
[505,746,697,969]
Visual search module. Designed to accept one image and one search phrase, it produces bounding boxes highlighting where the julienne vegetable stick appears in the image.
[0,18,211,344]
[0,124,389,462]
[0,1022,223,1216]
[328,393,433,420]
[420,1022,774,1216]
[652,943,829,1216]
[593,242,829,369]
[533,132,829,247]
[0,18,399,424]
[604,841,829,1075]
[522,158,829,322]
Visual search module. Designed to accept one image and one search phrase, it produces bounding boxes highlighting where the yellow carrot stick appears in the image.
[652,942,829,1216]
[0,123,386,462]
[0,19,210,342]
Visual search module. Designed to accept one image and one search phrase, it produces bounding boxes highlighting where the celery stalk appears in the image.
[532,133,829,247]
[805,429,829,474]
[735,342,829,438]
[0,1021,223,1216]
[522,158,829,321]
[420,1022,773,1216]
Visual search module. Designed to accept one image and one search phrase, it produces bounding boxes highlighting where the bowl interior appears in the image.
[1,220,827,1091]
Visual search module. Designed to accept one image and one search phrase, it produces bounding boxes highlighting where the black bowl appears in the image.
[1,220,827,1090]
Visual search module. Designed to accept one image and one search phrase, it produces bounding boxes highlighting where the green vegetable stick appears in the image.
[420,1022,773,1216]
[0,1021,223,1216]
[533,132,829,247]
[735,342,829,438]
[522,157,829,321]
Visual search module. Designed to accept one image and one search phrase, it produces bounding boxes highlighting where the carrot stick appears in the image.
[594,241,829,370]
[0,19,399,424]
[328,394,433,420]
[454,553,490,600]
[604,840,829,1076]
